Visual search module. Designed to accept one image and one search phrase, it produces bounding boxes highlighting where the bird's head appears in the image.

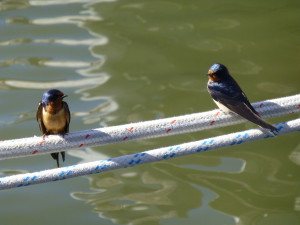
[206,63,230,82]
[42,89,67,106]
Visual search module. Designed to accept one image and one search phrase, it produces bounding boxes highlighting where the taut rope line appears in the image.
[0,94,299,190]
[0,94,299,160]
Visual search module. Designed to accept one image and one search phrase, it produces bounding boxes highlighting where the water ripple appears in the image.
[41,60,99,68]
[4,75,109,89]
[34,37,108,46]
[30,0,117,6]
[31,15,101,25]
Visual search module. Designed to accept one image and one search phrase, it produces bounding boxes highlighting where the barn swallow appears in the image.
[206,63,278,132]
[37,89,71,167]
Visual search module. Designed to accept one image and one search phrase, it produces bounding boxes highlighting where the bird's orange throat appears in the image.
[45,100,63,114]
[208,75,221,82]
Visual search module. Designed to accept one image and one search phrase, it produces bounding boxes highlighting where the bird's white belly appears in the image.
[43,108,66,133]
[213,100,232,113]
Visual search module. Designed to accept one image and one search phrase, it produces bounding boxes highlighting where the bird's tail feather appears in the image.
[51,152,65,167]
[229,103,278,132]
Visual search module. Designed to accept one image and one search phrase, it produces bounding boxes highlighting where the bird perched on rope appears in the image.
[206,63,278,132]
[37,89,71,167]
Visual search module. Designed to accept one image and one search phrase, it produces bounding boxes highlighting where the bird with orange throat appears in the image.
[37,89,71,167]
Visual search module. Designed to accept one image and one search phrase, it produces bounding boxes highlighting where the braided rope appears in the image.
[0,94,299,160]
[0,118,299,190]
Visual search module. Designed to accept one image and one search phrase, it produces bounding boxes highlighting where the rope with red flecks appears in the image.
[0,94,299,161]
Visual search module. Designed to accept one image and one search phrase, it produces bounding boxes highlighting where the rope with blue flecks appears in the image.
[0,94,299,190]
[0,94,299,160]
[0,118,299,190]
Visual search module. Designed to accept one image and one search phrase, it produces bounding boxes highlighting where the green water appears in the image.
[0,0,299,224]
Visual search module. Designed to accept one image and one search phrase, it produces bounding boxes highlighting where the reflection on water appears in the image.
[182,157,246,173]
[5,75,108,89]
[69,147,110,164]
[72,166,204,224]
[289,143,300,166]
[72,146,300,224]
[0,0,117,129]
[30,0,117,6]
[0,0,300,225]
[72,141,299,224]
[257,82,297,94]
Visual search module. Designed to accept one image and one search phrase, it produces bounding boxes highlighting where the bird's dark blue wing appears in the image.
[36,102,47,134]
[207,78,259,115]
[62,101,71,133]
[207,78,277,131]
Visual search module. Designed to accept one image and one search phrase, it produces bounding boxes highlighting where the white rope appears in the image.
[0,118,299,190]
[0,94,299,160]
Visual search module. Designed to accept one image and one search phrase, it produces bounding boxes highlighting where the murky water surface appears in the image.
[0,0,299,224]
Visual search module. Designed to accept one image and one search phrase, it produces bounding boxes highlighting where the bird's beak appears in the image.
[207,70,214,76]
[62,94,68,99]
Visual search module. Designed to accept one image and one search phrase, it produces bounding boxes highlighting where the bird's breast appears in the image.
[42,107,67,134]
[213,100,233,113]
